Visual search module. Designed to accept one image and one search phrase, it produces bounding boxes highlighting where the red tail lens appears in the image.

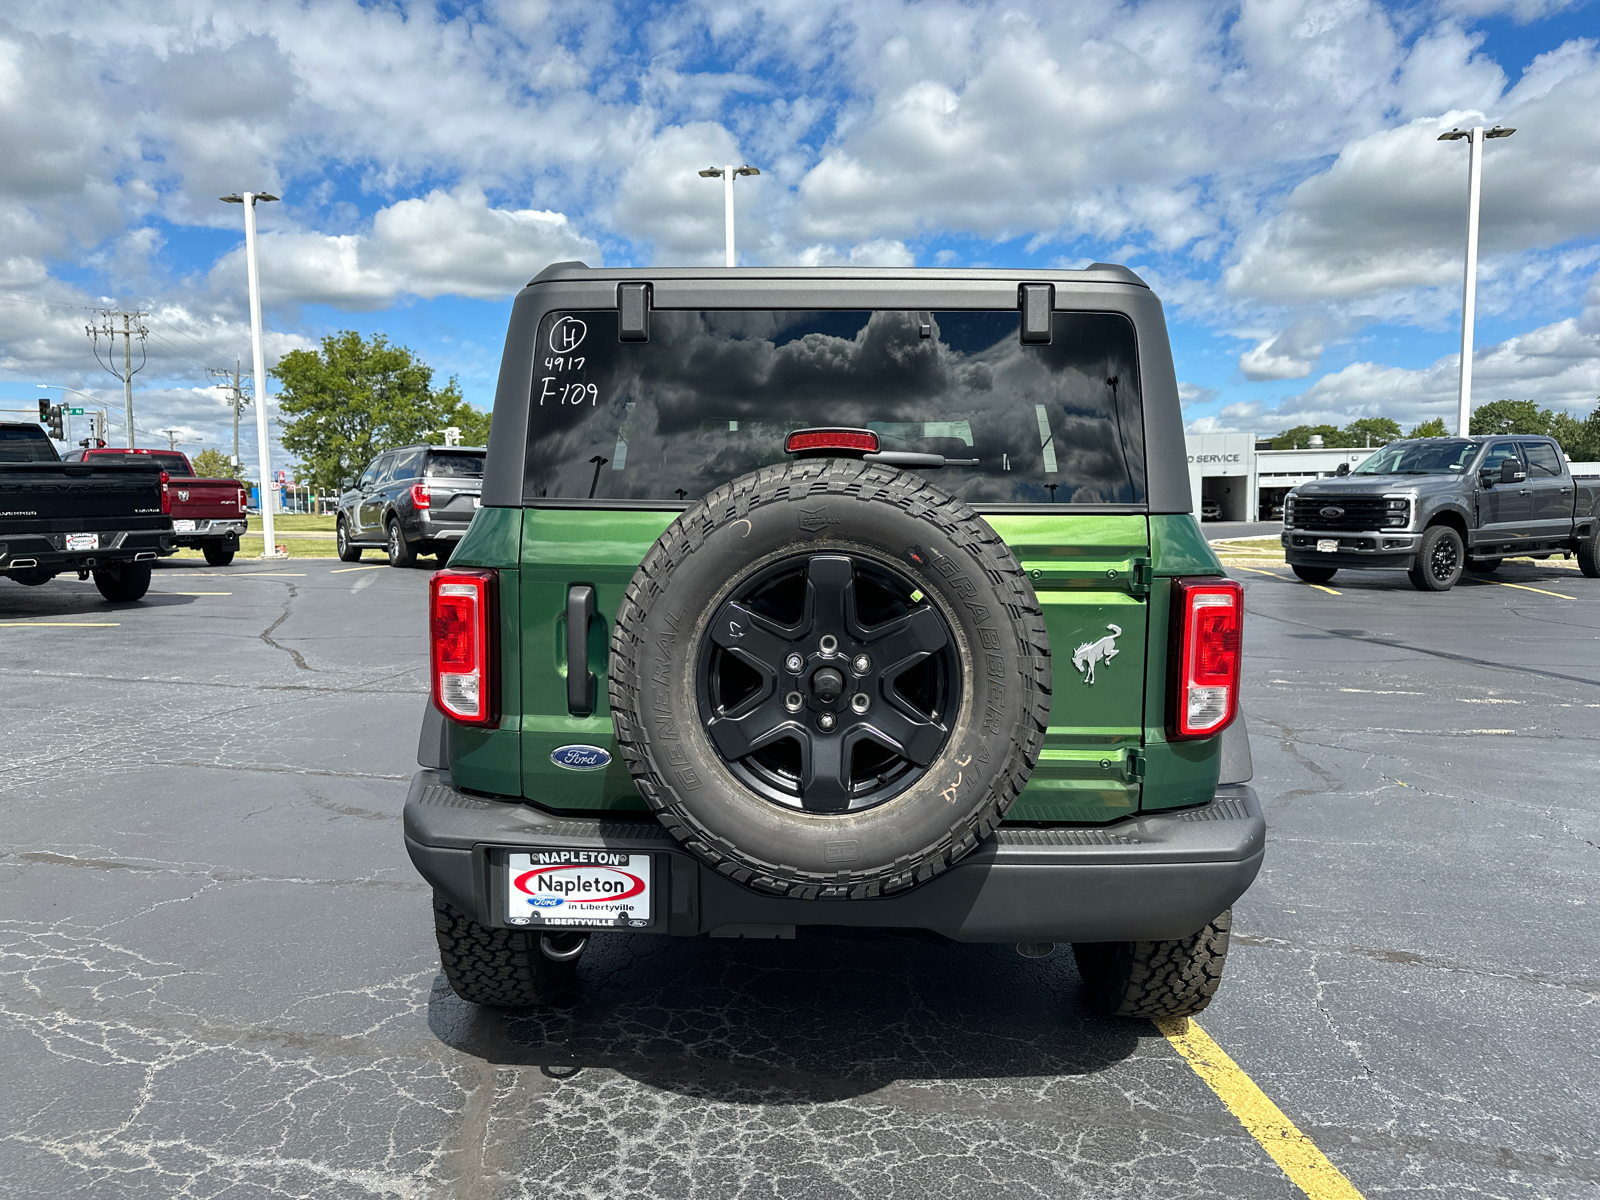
[430,569,497,726]
[160,469,171,515]
[237,486,248,513]
[411,482,431,509]
[785,428,879,455]
[1169,578,1243,740]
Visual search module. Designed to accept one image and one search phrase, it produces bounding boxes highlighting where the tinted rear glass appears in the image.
[0,426,60,463]
[524,310,1145,506]
[87,451,190,474]
[427,451,484,478]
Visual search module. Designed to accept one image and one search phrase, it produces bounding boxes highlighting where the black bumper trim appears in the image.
[403,770,1266,943]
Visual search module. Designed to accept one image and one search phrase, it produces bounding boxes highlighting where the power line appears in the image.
[87,309,149,449]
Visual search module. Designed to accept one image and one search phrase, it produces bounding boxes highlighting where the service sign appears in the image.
[504,849,652,928]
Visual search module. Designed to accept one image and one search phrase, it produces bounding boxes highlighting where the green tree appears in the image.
[1547,411,1589,461]
[272,331,490,493]
[1270,423,1351,450]
[191,448,240,479]
[1406,417,1449,438]
[1469,399,1551,437]
[1342,417,1401,447]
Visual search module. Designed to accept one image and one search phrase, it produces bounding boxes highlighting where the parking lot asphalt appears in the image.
[1,555,1596,1199]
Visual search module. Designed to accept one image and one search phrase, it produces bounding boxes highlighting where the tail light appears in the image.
[237,486,248,513]
[430,569,497,726]
[160,470,171,515]
[411,482,431,508]
[1168,578,1243,740]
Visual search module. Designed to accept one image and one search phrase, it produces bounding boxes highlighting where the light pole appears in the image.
[36,384,100,446]
[697,165,760,266]
[221,191,283,559]
[1438,124,1514,437]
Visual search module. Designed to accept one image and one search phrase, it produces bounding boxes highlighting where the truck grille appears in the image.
[1291,496,1392,531]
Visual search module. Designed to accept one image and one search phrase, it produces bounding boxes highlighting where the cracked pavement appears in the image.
[1,555,1595,1198]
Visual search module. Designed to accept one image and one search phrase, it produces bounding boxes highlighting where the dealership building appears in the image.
[1184,432,1378,522]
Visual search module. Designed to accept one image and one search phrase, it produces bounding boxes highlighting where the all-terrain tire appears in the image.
[1465,557,1500,574]
[336,518,362,562]
[386,518,415,568]
[609,457,1052,899]
[1578,525,1600,578]
[433,894,578,1007]
[1408,525,1464,592]
[92,561,152,602]
[1291,564,1337,584]
[1073,910,1232,1019]
[202,542,236,567]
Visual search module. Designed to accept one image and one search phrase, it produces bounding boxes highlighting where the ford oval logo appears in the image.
[551,744,611,771]
[1320,506,1344,518]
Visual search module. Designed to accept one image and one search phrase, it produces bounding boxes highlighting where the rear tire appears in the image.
[1465,557,1500,574]
[8,567,56,586]
[92,561,152,602]
[336,518,362,562]
[1579,526,1600,578]
[1291,564,1337,584]
[1073,910,1232,1019]
[386,518,415,568]
[433,894,579,1007]
[202,542,235,567]
[1408,525,1463,592]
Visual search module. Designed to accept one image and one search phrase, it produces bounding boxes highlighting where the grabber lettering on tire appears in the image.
[609,457,1052,899]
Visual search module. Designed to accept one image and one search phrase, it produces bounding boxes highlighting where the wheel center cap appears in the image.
[811,666,845,702]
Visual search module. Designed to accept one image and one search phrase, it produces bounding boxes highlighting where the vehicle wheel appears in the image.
[1408,525,1464,592]
[610,457,1052,899]
[1578,526,1600,578]
[7,567,56,586]
[1073,910,1232,1019]
[92,561,152,602]
[433,894,579,1007]
[1465,557,1500,574]
[1291,564,1337,584]
[386,519,415,568]
[336,518,363,562]
[202,542,235,567]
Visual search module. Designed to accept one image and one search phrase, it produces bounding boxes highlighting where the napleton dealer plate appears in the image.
[504,849,653,928]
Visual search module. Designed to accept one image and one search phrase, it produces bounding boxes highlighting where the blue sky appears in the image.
[1,0,1597,468]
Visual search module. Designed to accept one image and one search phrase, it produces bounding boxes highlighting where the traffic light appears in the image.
[39,401,63,440]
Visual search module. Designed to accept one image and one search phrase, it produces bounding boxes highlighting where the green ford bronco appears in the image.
[406,263,1262,1018]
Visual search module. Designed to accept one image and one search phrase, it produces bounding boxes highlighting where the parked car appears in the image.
[62,448,247,565]
[1283,435,1600,591]
[333,444,484,567]
[1200,498,1222,520]
[404,262,1262,1020]
[1,423,174,600]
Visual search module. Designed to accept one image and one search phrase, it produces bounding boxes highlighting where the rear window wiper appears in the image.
[864,451,980,469]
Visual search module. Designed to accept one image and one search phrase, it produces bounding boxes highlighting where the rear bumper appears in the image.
[403,769,1266,943]
[171,518,246,547]
[1,528,175,572]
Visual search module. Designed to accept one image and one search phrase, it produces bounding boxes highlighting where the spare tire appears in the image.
[609,458,1051,899]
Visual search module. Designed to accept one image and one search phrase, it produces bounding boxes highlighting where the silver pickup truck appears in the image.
[1282,435,1600,591]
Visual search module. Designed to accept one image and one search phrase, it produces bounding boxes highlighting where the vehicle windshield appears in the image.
[1352,440,1478,475]
[426,452,484,478]
[524,309,1146,506]
[0,426,60,463]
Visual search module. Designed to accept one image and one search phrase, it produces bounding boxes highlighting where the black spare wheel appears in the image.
[610,458,1052,898]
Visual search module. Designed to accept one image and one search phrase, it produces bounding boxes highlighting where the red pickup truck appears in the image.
[61,448,248,565]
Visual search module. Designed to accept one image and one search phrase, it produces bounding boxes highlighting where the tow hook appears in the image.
[539,932,589,963]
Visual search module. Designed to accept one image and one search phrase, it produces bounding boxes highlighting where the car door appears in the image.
[386,448,424,526]
[356,455,390,537]
[1475,441,1529,548]
[1519,440,1571,540]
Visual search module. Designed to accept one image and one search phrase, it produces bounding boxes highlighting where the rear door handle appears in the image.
[567,585,597,715]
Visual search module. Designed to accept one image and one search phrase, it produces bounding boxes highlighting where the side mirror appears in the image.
[1501,459,1523,484]
[1335,462,1350,476]
[342,477,354,490]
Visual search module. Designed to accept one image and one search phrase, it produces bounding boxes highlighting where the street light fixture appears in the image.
[221,191,283,559]
[1438,125,1515,437]
[698,165,760,266]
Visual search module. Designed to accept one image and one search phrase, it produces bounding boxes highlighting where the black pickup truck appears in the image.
[1283,435,1600,591]
[1,423,175,601]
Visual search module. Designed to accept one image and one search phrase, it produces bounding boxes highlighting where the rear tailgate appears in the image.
[169,478,244,522]
[1,463,167,533]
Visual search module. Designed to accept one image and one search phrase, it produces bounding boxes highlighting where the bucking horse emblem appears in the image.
[1072,623,1122,685]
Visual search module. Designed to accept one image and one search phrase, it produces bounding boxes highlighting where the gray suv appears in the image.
[334,444,484,567]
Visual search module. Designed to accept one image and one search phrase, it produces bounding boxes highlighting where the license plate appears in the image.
[65,533,98,551]
[1317,539,1339,553]
[172,519,196,532]
[505,850,653,928]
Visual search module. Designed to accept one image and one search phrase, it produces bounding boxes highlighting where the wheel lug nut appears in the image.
[850,693,870,714]
[784,691,804,713]
[852,654,871,675]
[785,653,804,673]
[817,711,836,731]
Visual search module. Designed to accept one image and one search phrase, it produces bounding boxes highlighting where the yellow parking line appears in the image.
[329,564,386,574]
[0,622,120,627]
[1489,580,1573,600]
[1156,1016,1365,1199]
[1231,564,1340,596]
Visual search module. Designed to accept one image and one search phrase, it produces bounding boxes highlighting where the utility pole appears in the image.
[221,190,282,558]
[697,165,761,265]
[160,429,182,451]
[208,359,252,467]
[86,310,149,448]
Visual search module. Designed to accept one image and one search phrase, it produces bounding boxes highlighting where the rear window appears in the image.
[87,451,191,475]
[523,309,1145,506]
[0,426,60,463]
[426,451,484,479]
